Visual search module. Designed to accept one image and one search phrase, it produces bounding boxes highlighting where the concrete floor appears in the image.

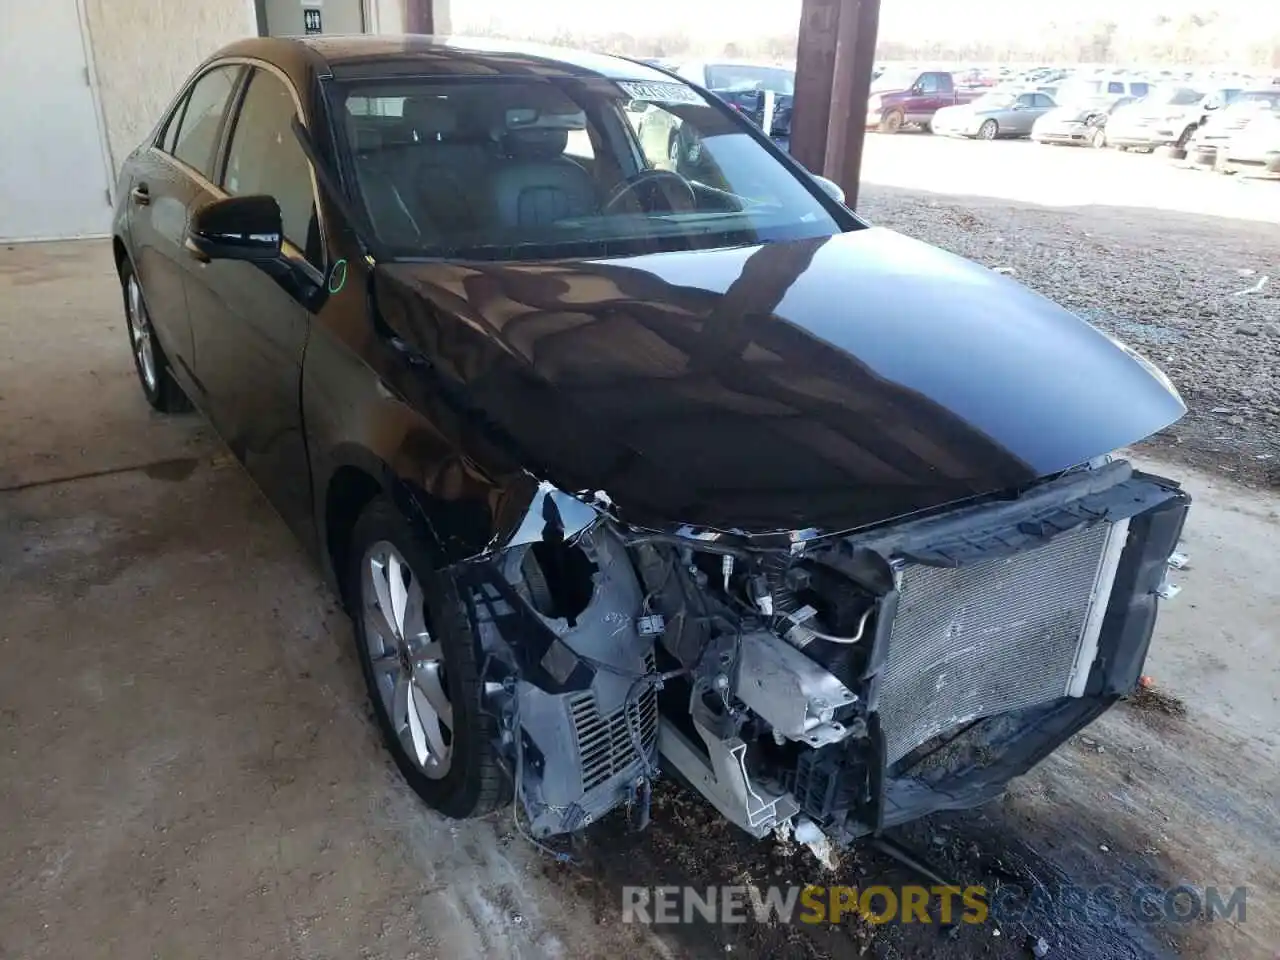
[0,241,659,960]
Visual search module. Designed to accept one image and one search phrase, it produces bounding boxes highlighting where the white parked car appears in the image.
[1031,96,1136,148]
[1188,90,1280,167]
[1106,86,1236,153]
[1218,105,1280,174]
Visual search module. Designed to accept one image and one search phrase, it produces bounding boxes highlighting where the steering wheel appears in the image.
[603,169,697,214]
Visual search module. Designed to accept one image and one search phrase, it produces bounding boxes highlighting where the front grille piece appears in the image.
[569,663,659,792]
[876,521,1116,765]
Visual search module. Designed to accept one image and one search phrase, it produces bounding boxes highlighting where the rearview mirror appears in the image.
[186,195,283,263]
[812,174,846,204]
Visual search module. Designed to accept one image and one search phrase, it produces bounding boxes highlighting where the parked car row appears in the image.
[640,59,1279,179]
[867,71,1280,177]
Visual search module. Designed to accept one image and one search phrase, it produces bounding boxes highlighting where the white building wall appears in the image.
[82,0,256,176]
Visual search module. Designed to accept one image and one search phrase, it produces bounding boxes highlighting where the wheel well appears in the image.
[325,466,383,600]
[112,237,129,276]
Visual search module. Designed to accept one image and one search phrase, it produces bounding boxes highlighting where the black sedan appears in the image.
[112,36,1189,854]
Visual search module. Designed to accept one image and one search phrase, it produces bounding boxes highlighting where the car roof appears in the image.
[217,34,675,83]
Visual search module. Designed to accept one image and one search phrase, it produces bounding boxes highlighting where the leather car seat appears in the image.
[488,126,597,229]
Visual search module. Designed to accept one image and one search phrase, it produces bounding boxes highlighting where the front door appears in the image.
[184,66,323,543]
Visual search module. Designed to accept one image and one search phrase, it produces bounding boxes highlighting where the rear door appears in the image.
[125,63,244,381]
[184,64,323,539]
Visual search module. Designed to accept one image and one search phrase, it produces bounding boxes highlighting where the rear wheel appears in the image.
[119,259,190,413]
[346,497,507,819]
[879,110,904,134]
[977,119,998,140]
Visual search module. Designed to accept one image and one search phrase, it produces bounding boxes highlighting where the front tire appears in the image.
[977,119,998,140]
[1090,127,1107,149]
[346,497,508,819]
[879,110,904,134]
[119,259,190,413]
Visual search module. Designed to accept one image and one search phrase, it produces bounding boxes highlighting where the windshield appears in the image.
[972,92,1017,109]
[705,64,794,95]
[1233,90,1280,110]
[871,70,918,92]
[334,76,842,261]
[1148,86,1204,106]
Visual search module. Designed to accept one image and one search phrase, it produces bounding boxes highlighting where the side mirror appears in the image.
[186,195,282,264]
[812,174,846,204]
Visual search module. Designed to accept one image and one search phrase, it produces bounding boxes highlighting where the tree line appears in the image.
[462,12,1280,70]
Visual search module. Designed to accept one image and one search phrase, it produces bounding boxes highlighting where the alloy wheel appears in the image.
[126,275,157,392]
[361,541,453,779]
[978,120,997,140]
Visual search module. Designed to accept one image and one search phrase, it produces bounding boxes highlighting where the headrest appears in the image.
[351,126,383,153]
[502,126,569,161]
[403,97,458,138]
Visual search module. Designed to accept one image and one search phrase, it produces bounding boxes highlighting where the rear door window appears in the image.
[170,65,242,179]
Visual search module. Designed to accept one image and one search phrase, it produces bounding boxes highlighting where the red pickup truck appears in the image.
[866,70,979,133]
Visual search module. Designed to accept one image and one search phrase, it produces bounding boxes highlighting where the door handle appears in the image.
[130,185,151,206]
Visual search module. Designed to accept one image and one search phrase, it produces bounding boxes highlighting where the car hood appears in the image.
[1115,103,1193,122]
[373,228,1185,534]
[1043,104,1107,123]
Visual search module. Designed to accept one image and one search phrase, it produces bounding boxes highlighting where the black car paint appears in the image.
[371,227,1184,537]
[113,36,1185,591]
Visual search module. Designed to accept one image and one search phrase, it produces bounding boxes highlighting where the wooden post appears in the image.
[791,0,881,210]
[404,0,434,34]
[828,0,881,210]
[789,0,841,176]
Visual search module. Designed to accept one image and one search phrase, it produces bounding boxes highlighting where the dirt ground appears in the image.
[2,136,1277,960]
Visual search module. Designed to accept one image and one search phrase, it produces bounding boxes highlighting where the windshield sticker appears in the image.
[617,81,701,105]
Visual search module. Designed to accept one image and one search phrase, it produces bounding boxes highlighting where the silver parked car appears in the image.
[932,90,1058,140]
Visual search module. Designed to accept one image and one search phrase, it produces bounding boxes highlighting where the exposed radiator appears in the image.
[876,520,1123,765]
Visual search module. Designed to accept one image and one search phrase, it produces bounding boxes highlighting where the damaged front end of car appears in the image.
[445,457,1190,861]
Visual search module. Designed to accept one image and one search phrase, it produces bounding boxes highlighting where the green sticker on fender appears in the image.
[328,259,348,294]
